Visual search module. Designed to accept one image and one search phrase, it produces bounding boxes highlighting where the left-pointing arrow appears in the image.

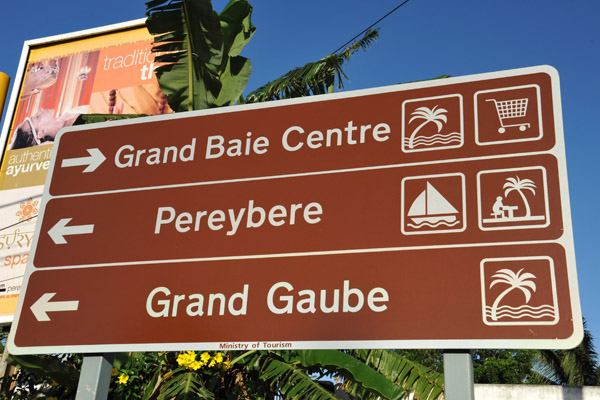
[48,218,94,245]
[61,148,106,173]
[30,293,79,322]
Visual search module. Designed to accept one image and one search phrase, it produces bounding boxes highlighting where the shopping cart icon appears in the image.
[486,98,531,134]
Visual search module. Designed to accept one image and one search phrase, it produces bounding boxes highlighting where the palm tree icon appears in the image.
[489,268,537,321]
[407,105,448,149]
[503,176,536,217]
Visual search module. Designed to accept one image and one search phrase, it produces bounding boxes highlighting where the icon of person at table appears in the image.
[490,195,519,220]
[479,170,548,230]
[492,196,506,219]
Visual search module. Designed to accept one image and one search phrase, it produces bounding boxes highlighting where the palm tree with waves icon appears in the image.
[407,105,448,149]
[503,176,536,218]
[489,268,537,321]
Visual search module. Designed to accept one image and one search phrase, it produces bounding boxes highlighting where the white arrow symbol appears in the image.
[61,148,106,173]
[48,218,94,245]
[30,293,79,322]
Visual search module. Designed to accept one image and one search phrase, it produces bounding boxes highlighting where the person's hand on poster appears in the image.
[21,60,59,94]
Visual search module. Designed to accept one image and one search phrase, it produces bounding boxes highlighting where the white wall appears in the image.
[473,385,600,400]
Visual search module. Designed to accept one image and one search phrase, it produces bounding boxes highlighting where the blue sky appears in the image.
[1,0,599,352]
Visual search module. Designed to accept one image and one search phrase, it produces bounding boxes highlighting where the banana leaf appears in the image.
[294,350,407,400]
[145,0,254,112]
[257,353,338,400]
[349,349,444,399]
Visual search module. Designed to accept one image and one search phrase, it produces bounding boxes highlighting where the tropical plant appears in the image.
[145,0,255,112]
[401,345,600,387]
[407,106,448,149]
[472,349,538,384]
[2,353,82,399]
[346,349,445,399]
[145,0,378,111]
[106,349,445,399]
[533,319,600,386]
[489,268,536,321]
[503,176,536,217]
[243,29,379,103]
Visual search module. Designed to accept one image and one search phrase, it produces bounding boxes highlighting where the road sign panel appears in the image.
[11,243,575,353]
[8,66,582,354]
[31,155,564,268]
[47,68,558,197]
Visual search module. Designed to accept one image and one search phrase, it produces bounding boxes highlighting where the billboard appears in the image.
[0,19,171,323]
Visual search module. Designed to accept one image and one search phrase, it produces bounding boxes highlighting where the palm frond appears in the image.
[158,369,213,400]
[244,29,379,103]
[258,353,338,400]
[293,350,407,400]
[348,349,444,399]
[536,319,599,386]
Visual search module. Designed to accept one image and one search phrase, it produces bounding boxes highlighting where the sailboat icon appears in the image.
[407,182,460,228]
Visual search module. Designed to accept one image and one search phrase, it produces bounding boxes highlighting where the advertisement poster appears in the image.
[0,21,171,323]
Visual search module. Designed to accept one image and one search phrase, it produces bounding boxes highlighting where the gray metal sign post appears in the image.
[443,350,475,400]
[75,353,114,400]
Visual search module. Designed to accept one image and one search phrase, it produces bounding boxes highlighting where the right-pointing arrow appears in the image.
[48,218,95,245]
[30,293,79,322]
[61,148,106,173]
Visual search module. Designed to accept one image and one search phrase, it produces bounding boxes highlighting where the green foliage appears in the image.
[146,0,379,110]
[533,320,600,386]
[73,114,148,125]
[347,349,444,400]
[111,352,170,399]
[244,29,379,103]
[4,353,82,399]
[255,352,337,400]
[294,350,406,399]
[7,354,80,390]
[472,350,538,384]
[145,0,254,111]
[158,369,213,399]
[396,350,444,374]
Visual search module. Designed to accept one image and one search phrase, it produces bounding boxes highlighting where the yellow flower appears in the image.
[189,360,202,370]
[208,359,216,368]
[222,360,231,370]
[214,352,223,364]
[178,351,207,370]
[117,373,129,385]
[177,351,197,368]
[200,352,211,363]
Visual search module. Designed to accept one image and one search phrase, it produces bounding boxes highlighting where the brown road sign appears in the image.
[12,244,574,353]
[48,68,558,196]
[8,66,582,354]
[33,154,563,268]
